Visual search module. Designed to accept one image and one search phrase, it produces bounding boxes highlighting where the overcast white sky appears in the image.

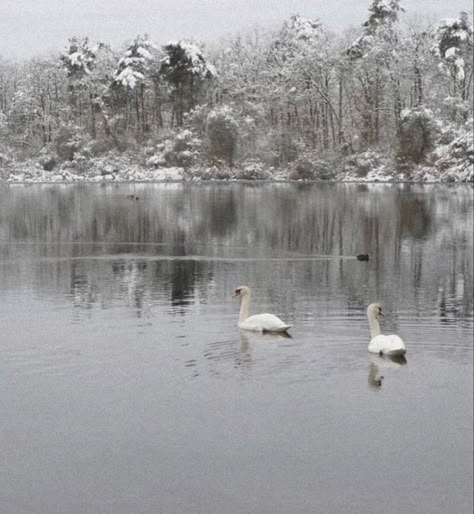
[0,0,471,59]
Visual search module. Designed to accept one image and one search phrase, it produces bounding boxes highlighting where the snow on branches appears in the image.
[61,37,97,78]
[270,14,322,62]
[114,35,158,89]
[434,12,473,83]
[348,0,404,59]
[160,41,217,80]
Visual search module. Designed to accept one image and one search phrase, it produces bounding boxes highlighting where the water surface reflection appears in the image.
[1,183,472,322]
[0,183,472,514]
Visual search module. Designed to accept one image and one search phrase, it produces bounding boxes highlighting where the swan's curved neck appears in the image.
[368,312,381,338]
[239,294,250,323]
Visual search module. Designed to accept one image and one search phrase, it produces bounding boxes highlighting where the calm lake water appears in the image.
[0,182,472,514]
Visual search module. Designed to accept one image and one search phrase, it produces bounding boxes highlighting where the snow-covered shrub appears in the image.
[191,164,234,180]
[266,128,304,167]
[146,130,202,169]
[206,105,239,166]
[168,129,202,168]
[342,151,383,177]
[430,120,474,182]
[54,125,88,161]
[184,104,209,133]
[289,157,334,180]
[398,108,437,163]
[237,160,272,180]
[436,116,463,145]
[143,138,172,168]
[0,153,13,168]
[440,96,472,124]
[313,160,335,180]
[0,112,8,142]
[145,152,167,168]
[82,138,116,158]
[289,159,313,180]
[0,153,13,180]
[36,149,57,171]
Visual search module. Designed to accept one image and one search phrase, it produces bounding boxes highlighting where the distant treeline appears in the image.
[0,1,472,174]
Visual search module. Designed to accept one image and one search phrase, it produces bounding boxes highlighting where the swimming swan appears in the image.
[367,303,406,357]
[233,286,291,334]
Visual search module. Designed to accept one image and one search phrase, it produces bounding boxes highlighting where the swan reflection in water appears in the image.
[237,330,252,367]
[367,352,407,390]
[236,329,292,369]
[368,363,384,389]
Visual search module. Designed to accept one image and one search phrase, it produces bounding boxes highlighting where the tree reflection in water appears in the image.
[0,183,472,322]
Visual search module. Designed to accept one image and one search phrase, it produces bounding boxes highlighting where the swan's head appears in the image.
[367,303,384,319]
[233,285,251,299]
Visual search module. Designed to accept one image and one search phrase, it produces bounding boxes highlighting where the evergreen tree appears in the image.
[160,41,216,126]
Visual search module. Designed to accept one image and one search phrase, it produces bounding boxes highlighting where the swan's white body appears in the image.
[233,286,291,333]
[239,313,291,332]
[367,303,406,356]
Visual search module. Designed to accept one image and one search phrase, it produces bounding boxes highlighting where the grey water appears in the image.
[0,182,472,514]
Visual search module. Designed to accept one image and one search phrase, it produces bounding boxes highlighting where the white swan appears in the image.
[233,286,291,333]
[367,303,406,356]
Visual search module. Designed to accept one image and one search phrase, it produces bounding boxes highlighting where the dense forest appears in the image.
[0,0,473,182]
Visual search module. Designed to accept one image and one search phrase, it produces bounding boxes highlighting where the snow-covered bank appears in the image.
[2,146,472,184]
[2,163,472,184]
[2,114,473,184]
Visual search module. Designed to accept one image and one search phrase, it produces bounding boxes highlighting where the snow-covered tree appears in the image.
[263,15,348,157]
[160,41,216,126]
[399,23,436,108]
[348,0,404,59]
[61,37,96,79]
[7,79,42,147]
[1,3,472,180]
[269,14,322,63]
[60,37,118,143]
[433,12,473,103]
[397,107,437,163]
[113,35,157,90]
[112,35,161,139]
[0,58,19,117]
[347,0,405,147]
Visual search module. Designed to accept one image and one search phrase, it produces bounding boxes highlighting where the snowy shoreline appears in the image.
[2,163,472,184]
[2,129,473,185]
